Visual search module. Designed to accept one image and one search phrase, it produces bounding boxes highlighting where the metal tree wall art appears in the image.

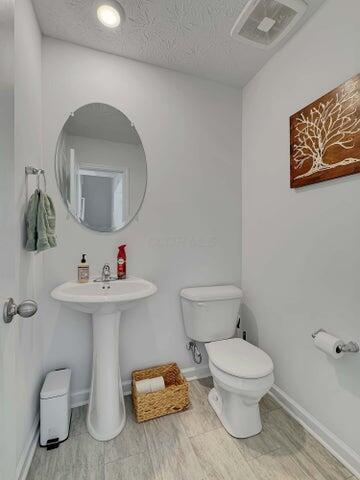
[290,74,360,188]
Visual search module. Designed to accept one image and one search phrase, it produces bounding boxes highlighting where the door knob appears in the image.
[3,298,38,324]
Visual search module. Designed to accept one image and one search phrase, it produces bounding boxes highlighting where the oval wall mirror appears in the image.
[55,103,147,232]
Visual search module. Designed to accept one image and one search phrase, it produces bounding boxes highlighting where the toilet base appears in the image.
[208,387,262,438]
[207,359,274,439]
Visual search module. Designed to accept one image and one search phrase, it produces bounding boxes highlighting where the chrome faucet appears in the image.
[102,263,111,282]
[94,263,117,283]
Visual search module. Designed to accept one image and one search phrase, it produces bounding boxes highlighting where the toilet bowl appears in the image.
[180,285,274,439]
[206,338,274,438]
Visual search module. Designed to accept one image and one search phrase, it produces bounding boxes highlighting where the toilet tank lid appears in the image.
[180,285,242,301]
[41,368,71,399]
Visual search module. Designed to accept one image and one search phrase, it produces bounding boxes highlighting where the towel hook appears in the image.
[25,166,46,192]
[37,171,46,192]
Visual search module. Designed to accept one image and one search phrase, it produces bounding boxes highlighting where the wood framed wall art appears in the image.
[290,74,360,188]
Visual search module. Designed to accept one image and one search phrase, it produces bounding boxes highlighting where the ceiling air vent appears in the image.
[231,0,307,49]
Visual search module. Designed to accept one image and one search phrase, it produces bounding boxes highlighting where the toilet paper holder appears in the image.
[311,329,359,354]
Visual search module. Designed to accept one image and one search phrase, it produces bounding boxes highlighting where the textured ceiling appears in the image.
[32,0,325,88]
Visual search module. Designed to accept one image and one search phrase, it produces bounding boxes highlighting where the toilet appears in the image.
[180,285,274,439]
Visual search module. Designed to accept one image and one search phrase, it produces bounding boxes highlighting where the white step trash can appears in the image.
[40,368,71,449]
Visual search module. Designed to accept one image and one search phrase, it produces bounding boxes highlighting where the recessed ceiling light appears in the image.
[97,3,121,28]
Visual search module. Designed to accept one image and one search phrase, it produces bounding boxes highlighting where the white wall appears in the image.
[242,0,360,457]
[14,0,43,470]
[41,38,242,399]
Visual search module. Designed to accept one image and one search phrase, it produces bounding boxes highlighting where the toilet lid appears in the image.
[206,338,273,379]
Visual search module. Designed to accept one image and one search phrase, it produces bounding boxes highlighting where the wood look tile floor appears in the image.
[27,378,354,480]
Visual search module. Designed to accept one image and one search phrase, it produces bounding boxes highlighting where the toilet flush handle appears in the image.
[197,302,206,307]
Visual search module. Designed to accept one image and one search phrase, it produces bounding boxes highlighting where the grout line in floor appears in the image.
[103,446,151,467]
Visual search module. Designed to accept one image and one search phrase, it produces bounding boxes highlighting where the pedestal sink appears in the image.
[51,277,157,441]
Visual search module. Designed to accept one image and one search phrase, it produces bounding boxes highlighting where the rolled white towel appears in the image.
[135,378,152,394]
[150,376,165,392]
[135,376,165,394]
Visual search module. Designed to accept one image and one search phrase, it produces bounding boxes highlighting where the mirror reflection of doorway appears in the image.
[78,167,129,231]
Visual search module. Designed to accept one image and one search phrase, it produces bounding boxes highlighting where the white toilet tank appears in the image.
[180,285,242,343]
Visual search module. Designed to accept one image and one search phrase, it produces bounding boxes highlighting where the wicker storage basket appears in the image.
[132,362,189,422]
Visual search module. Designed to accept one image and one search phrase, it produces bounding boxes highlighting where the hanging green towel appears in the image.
[25,190,57,252]
[25,191,40,251]
[37,190,57,252]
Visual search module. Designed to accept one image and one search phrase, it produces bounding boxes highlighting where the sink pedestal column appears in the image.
[87,311,126,441]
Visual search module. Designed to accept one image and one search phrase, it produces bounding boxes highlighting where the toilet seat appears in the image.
[209,359,274,396]
[206,338,273,379]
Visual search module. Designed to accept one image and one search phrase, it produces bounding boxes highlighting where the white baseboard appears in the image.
[270,385,360,479]
[181,364,211,381]
[70,363,211,408]
[71,388,91,408]
[16,414,39,480]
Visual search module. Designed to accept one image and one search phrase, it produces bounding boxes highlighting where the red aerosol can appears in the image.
[117,244,126,279]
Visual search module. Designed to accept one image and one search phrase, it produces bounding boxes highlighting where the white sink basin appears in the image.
[51,276,157,441]
[51,276,157,314]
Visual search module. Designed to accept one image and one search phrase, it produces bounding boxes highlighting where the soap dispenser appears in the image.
[78,254,89,283]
